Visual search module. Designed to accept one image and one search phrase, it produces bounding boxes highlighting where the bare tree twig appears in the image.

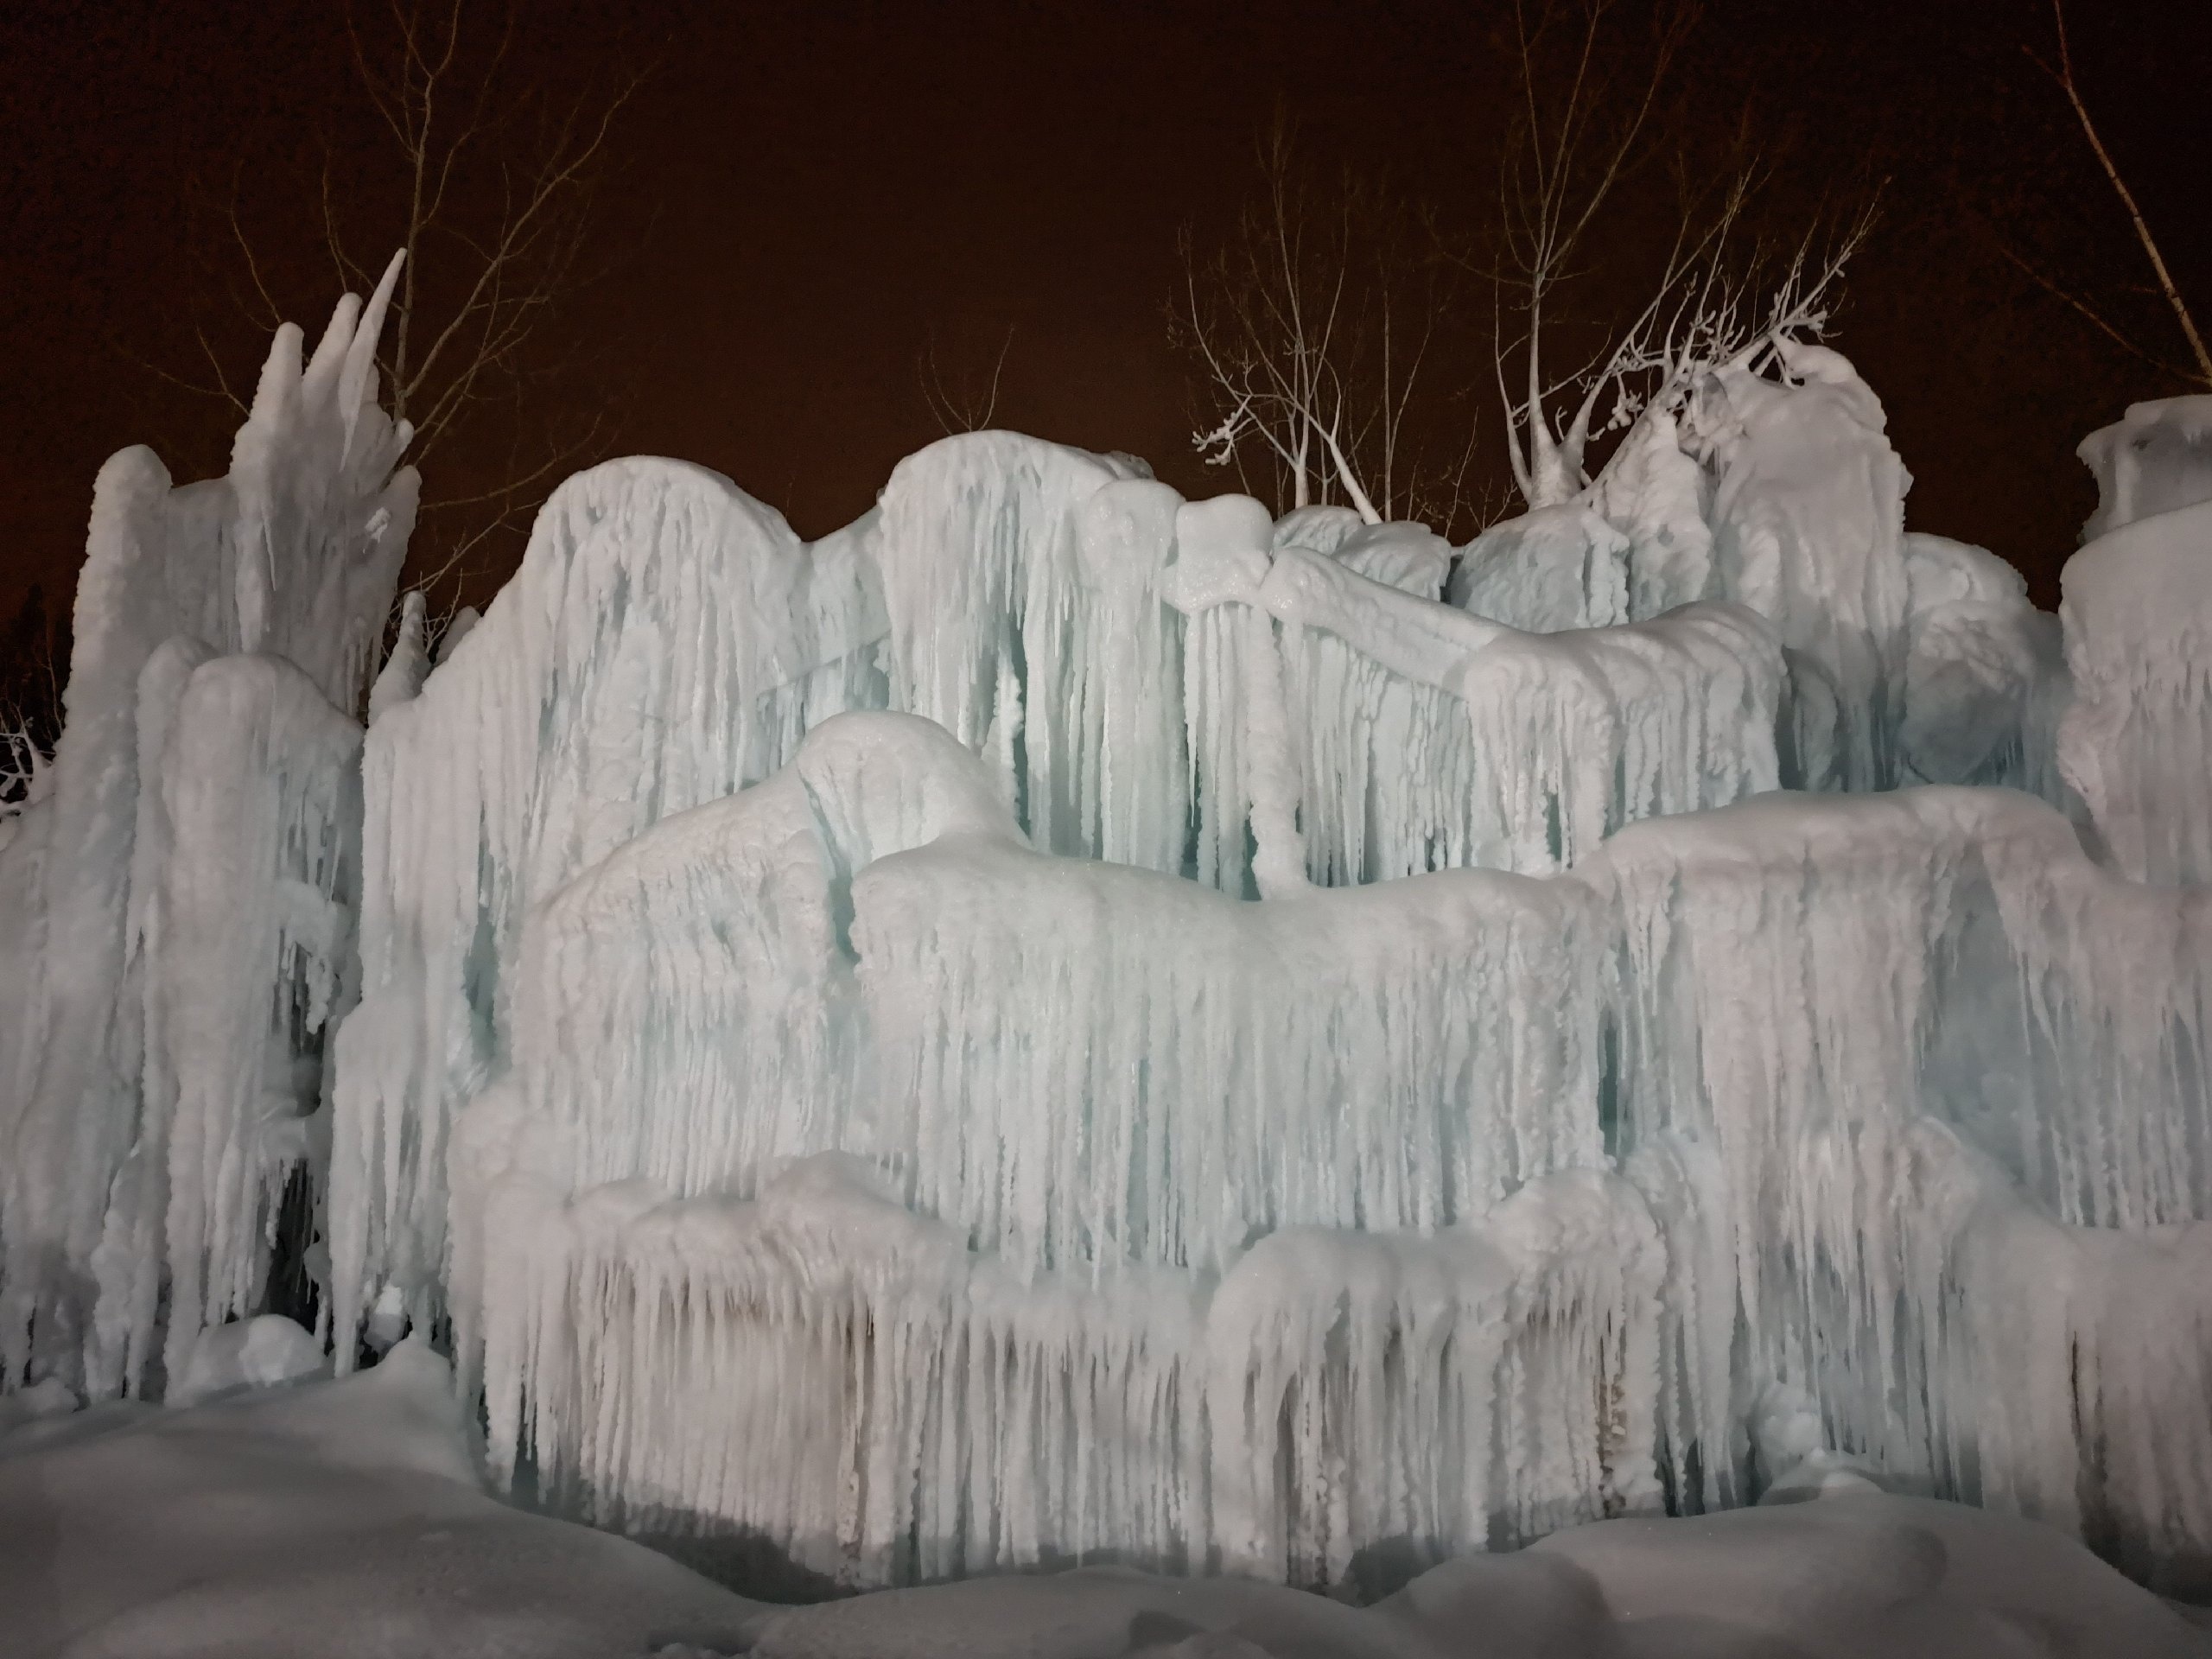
[2029,0,2211,386]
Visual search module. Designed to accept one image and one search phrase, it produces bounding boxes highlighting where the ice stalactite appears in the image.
[132,657,362,1395]
[460,1142,1663,1591]
[2058,405,2212,884]
[875,433,1189,872]
[1174,517,1784,881]
[328,459,890,1355]
[1592,787,2212,1582]
[0,260,412,1389]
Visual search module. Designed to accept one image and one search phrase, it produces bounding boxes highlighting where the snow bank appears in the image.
[0,1337,762,1658]
[7,1350,2200,1658]
[741,1492,2206,1658]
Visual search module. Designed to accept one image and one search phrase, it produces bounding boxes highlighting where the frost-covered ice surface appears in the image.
[2060,397,2212,885]
[5,273,2212,1643]
[0,257,412,1398]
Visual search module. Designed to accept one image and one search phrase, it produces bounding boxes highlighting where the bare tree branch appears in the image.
[2029,0,2211,387]
[1177,119,1463,528]
[918,325,1016,434]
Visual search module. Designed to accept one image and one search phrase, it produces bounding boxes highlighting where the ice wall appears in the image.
[105,655,364,1397]
[447,716,1656,1583]
[491,712,1601,1272]
[0,260,413,1389]
[448,708,2212,1589]
[2059,454,2212,885]
[1173,506,1784,882]
[1592,786,2212,1572]
[328,457,889,1349]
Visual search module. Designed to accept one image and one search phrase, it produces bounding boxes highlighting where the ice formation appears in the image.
[2061,397,2212,885]
[0,256,412,1393]
[331,455,888,1344]
[6,294,2211,1607]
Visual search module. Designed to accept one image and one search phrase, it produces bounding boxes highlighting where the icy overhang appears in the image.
[2077,394,2212,542]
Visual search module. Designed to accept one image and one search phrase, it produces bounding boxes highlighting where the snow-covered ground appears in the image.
[4,1344,2207,1658]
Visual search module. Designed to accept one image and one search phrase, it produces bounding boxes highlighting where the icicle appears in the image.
[327,461,893,1355]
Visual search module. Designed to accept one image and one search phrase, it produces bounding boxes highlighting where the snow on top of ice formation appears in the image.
[1,258,414,1392]
[2077,394,2212,543]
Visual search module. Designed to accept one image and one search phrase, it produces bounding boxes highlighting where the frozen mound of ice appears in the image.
[1174,502,1784,884]
[2078,394,2212,543]
[2059,489,2212,886]
[1448,501,1632,631]
[875,433,1186,870]
[0,259,413,1392]
[460,1142,1662,1587]
[1899,532,2069,795]
[99,653,365,1400]
[329,454,889,1346]
[1589,405,1717,616]
[1594,787,2212,1576]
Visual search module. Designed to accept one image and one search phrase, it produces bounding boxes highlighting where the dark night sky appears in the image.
[3,0,2208,634]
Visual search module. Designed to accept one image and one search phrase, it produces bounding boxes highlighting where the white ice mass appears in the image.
[3,274,2211,1635]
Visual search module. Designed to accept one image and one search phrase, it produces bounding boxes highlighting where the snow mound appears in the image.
[0,1338,761,1659]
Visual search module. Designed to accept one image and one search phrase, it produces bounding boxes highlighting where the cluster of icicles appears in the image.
[3,269,2209,1600]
